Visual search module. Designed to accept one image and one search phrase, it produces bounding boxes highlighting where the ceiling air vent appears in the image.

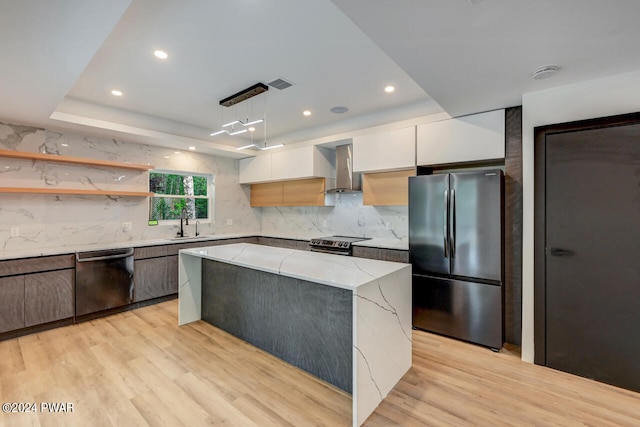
[268,78,293,90]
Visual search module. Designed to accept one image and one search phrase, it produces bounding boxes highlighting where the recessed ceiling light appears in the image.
[330,106,349,114]
[154,50,168,59]
[384,85,395,93]
[61,143,69,147]
[531,65,559,80]
[174,151,181,155]
[303,110,311,116]
[163,155,170,159]
[188,146,196,151]
[111,90,123,96]
[248,126,256,132]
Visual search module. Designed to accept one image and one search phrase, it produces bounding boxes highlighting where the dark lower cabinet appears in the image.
[352,246,409,263]
[1,269,74,333]
[0,276,25,333]
[1,236,406,340]
[134,257,176,302]
[24,269,74,327]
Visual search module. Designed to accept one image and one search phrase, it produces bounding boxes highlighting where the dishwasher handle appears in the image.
[76,248,134,263]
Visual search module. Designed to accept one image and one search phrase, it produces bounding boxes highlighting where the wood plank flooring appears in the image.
[1,300,639,426]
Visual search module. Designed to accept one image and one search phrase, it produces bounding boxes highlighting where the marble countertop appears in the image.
[0,233,255,261]
[0,233,408,261]
[180,243,410,291]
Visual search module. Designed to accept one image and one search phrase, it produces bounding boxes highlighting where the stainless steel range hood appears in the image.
[327,144,361,193]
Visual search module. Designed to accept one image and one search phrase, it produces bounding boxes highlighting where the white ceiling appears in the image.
[332,0,640,117]
[2,0,640,159]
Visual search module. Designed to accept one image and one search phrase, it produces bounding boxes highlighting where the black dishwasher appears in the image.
[75,248,134,316]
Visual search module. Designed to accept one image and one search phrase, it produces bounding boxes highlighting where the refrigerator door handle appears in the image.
[450,188,456,258]
[443,189,449,258]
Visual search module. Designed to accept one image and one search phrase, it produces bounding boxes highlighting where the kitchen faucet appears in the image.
[177,207,189,237]
[195,220,200,236]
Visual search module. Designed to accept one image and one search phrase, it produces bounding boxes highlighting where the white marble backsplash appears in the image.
[0,121,260,252]
[260,192,408,244]
[1,119,407,254]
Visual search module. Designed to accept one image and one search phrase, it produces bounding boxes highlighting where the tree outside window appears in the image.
[149,171,212,221]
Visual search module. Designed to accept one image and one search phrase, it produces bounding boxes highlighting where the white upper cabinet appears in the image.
[239,154,272,183]
[353,126,416,172]
[416,109,505,166]
[239,146,334,184]
[271,146,333,181]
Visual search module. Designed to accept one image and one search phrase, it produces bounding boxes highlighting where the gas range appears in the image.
[309,236,371,256]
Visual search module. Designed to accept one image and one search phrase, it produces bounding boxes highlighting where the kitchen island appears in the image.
[178,243,411,426]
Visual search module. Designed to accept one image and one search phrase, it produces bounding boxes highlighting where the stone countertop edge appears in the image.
[352,238,409,251]
[0,233,408,261]
[179,243,410,291]
[0,232,257,261]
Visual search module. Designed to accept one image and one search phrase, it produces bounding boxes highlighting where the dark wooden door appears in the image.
[542,121,640,392]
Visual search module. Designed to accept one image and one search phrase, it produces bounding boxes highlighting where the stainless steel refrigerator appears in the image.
[409,170,504,349]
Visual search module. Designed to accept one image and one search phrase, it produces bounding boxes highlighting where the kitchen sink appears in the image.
[167,235,215,242]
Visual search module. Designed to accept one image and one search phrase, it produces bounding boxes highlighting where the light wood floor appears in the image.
[1,300,639,426]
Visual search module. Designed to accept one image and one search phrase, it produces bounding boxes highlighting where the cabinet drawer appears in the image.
[24,269,74,327]
[0,276,25,333]
[0,254,74,277]
[352,246,409,263]
[134,245,169,260]
[134,258,173,302]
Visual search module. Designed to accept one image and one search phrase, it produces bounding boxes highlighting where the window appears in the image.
[149,171,213,222]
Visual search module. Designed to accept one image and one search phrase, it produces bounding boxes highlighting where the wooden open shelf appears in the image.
[0,149,154,171]
[0,187,153,197]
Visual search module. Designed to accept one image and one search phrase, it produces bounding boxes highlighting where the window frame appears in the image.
[148,169,214,225]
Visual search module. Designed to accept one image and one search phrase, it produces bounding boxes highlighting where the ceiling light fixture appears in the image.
[207,82,283,151]
[223,120,241,128]
[236,142,284,151]
[188,146,196,151]
[111,90,123,96]
[303,110,311,116]
[211,83,270,138]
[330,106,349,114]
[531,65,559,80]
[154,50,168,59]
[384,85,395,93]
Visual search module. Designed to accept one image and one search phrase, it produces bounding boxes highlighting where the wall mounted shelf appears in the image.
[0,149,154,171]
[0,187,153,197]
[0,149,153,197]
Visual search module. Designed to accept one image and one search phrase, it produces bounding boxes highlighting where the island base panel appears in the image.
[201,259,353,393]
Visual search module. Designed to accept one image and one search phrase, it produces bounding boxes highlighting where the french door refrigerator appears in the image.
[409,170,504,350]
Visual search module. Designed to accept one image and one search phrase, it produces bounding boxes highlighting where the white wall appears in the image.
[260,192,408,244]
[521,70,640,362]
[0,121,260,251]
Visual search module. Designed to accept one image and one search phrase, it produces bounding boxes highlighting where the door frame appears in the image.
[533,111,640,365]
